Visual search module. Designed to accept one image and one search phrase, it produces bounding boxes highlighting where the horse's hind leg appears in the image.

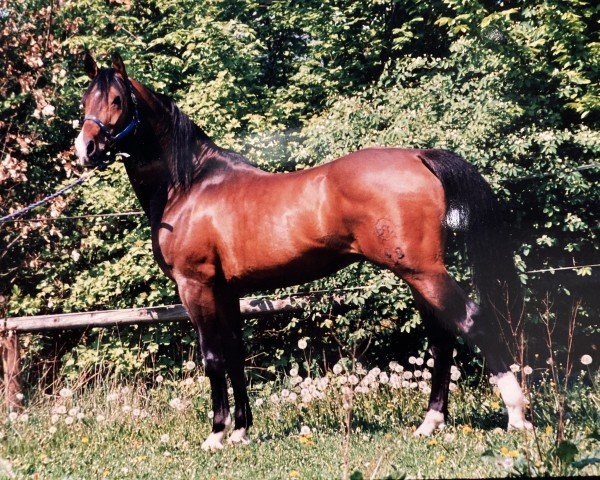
[412,292,455,436]
[403,268,531,433]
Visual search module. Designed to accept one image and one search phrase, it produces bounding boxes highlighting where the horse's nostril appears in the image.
[86,140,96,156]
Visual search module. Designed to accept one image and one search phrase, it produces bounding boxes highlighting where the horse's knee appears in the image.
[203,353,226,378]
[456,300,482,335]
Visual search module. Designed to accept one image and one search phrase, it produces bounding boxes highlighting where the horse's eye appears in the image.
[112,96,122,107]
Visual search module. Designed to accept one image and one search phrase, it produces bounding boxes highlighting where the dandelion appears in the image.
[68,407,80,417]
[348,375,359,385]
[18,413,29,423]
[122,405,132,414]
[65,416,74,425]
[450,371,460,382]
[418,381,428,391]
[270,393,279,403]
[414,370,422,378]
[435,454,445,464]
[255,398,264,407]
[156,375,164,383]
[281,389,290,398]
[76,412,85,421]
[333,364,343,375]
[422,370,432,380]
[545,425,553,435]
[338,375,348,385]
[16,393,24,401]
[443,433,454,443]
[169,398,185,411]
[449,382,457,392]
[163,451,171,457]
[59,388,73,398]
[462,425,473,434]
[410,382,418,389]
[510,364,520,373]
[300,425,311,436]
[289,392,298,402]
[401,380,409,388]
[298,338,308,350]
[408,356,416,365]
[581,354,592,366]
[107,393,119,402]
[379,372,389,384]
[289,367,299,377]
[426,358,435,368]
[453,349,457,357]
[96,414,105,423]
[49,426,57,434]
[415,357,424,366]
[207,411,214,419]
[132,408,141,418]
[490,401,500,410]
[289,471,300,478]
[428,439,438,446]
[8,412,18,422]
[184,360,196,371]
[403,371,413,380]
[160,433,170,444]
[389,361,399,371]
[523,366,533,375]
[81,436,89,444]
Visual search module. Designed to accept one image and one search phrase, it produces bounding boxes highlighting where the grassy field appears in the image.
[1,359,598,479]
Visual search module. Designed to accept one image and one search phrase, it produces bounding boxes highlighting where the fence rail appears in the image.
[0,293,331,412]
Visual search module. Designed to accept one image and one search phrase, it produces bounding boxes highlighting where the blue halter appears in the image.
[83,81,140,168]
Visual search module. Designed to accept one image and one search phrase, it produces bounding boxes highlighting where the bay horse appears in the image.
[75,53,532,450]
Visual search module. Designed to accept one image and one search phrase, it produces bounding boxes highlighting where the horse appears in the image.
[75,52,532,450]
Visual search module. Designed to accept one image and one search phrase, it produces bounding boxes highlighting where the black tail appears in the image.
[419,149,522,327]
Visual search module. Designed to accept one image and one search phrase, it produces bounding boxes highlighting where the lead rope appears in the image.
[0,167,100,224]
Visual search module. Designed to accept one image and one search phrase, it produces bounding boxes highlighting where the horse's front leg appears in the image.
[178,278,231,451]
[218,295,253,445]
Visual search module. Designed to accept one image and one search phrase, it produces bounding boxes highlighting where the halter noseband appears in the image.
[83,80,140,168]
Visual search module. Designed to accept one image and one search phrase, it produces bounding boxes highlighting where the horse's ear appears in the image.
[84,51,98,79]
[111,52,128,79]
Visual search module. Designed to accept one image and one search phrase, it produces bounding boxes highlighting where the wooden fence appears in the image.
[0,293,331,412]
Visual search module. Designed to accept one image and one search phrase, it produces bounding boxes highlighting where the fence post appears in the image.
[1,330,22,412]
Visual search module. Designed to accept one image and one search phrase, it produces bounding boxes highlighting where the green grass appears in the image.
[1,365,598,479]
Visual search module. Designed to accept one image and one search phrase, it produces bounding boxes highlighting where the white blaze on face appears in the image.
[75,130,87,163]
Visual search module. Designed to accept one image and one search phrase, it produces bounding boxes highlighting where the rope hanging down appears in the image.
[0,168,98,224]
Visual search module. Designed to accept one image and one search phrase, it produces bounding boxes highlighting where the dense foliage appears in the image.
[1,0,598,380]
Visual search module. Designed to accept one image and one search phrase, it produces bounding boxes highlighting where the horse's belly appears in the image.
[222,247,360,293]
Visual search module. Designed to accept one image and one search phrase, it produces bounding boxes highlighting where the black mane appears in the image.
[87,68,251,189]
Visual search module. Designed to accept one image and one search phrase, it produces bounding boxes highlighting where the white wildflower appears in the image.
[300,425,311,436]
[403,371,413,380]
[426,358,435,368]
[160,433,170,444]
[333,364,343,375]
[298,338,308,350]
[581,354,592,366]
[59,388,73,398]
[122,405,132,414]
[96,414,105,422]
[348,375,359,385]
[8,412,18,422]
[15,393,24,401]
[510,364,520,373]
[184,360,196,371]
[449,382,458,392]
[270,393,279,403]
[64,416,74,425]
[51,414,60,424]
[107,393,119,402]
[49,426,57,434]
[415,357,424,366]
[155,375,164,383]
[255,398,264,407]
[523,366,533,375]
[281,389,290,398]
[379,372,389,384]
[68,407,80,417]
[184,377,194,386]
[408,356,416,365]
[289,367,299,377]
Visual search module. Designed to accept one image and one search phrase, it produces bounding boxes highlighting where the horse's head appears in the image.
[75,52,139,167]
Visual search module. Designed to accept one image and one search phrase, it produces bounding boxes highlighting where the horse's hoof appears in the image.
[228,428,250,445]
[414,410,445,437]
[201,432,225,451]
[507,419,533,432]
